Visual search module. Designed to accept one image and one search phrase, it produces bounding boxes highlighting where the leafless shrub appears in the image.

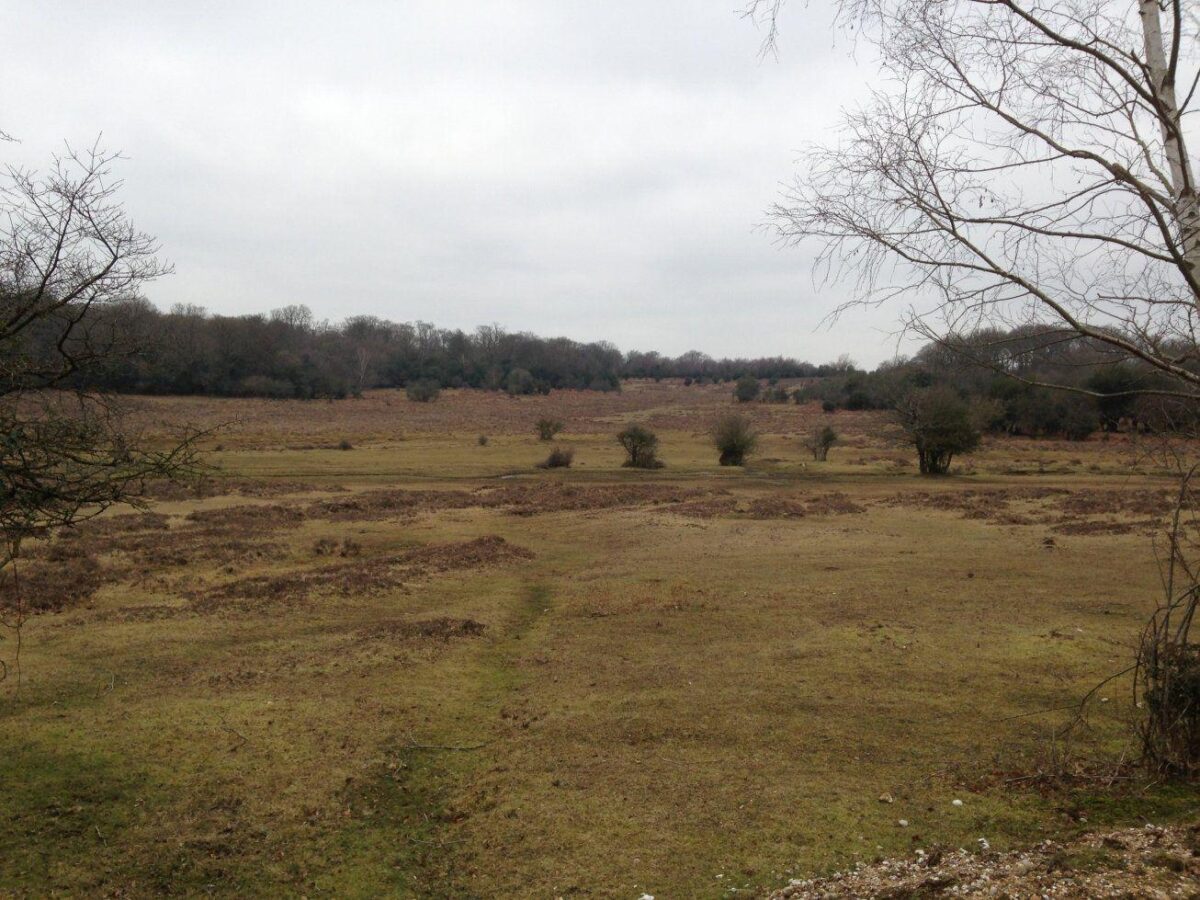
[1137,465,1200,775]
[805,425,838,462]
[711,415,757,466]
[617,425,664,469]
[536,418,565,441]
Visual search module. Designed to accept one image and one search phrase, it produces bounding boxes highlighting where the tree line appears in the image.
[57,299,853,399]
[793,326,1193,440]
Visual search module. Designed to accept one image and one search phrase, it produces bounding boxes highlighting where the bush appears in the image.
[821,399,837,413]
[536,418,565,441]
[768,385,790,404]
[617,425,663,469]
[1060,397,1098,441]
[894,387,981,475]
[406,379,440,402]
[844,390,872,410]
[537,445,574,469]
[338,439,354,451]
[733,375,760,403]
[711,414,758,466]
[505,368,536,396]
[478,434,489,446]
[806,425,837,461]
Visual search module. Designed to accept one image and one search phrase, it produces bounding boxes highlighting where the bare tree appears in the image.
[750,0,1200,769]
[754,0,1200,391]
[0,140,198,686]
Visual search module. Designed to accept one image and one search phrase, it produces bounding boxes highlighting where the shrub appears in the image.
[806,425,837,461]
[844,390,873,410]
[478,434,489,446]
[822,399,837,413]
[536,418,565,441]
[617,425,663,469]
[768,385,790,404]
[711,414,758,466]
[505,368,536,395]
[537,446,574,469]
[733,375,760,403]
[1060,398,1099,441]
[683,377,693,386]
[894,387,981,475]
[406,379,440,402]
[338,439,354,451]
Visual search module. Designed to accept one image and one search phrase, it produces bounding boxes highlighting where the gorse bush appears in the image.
[711,414,758,466]
[536,418,565,441]
[405,379,440,402]
[617,425,663,469]
[733,375,760,403]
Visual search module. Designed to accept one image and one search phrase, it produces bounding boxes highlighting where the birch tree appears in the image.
[749,0,1200,396]
[746,0,1200,771]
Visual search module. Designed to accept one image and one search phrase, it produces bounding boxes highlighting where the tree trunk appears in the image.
[1139,0,1200,286]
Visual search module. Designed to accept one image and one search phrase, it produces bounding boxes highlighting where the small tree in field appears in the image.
[806,425,837,461]
[617,425,663,468]
[895,388,980,475]
[712,414,758,466]
[536,418,564,441]
[733,375,760,403]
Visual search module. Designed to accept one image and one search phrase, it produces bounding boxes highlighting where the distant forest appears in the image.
[64,300,851,399]
[36,299,1187,440]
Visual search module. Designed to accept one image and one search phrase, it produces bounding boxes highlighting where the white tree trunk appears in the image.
[1140,0,1200,286]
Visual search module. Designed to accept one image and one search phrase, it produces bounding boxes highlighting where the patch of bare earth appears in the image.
[772,823,1200,899]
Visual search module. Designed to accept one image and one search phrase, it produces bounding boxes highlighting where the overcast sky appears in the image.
[3,1,913,365]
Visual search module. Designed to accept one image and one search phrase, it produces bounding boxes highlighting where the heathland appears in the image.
[2,380,1193,897]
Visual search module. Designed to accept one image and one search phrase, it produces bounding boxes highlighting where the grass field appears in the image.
[2,381,1195,898]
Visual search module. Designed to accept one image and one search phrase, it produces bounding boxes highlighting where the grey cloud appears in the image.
[3,1,914,364]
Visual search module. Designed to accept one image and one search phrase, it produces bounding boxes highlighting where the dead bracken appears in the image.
[191,536,533,612]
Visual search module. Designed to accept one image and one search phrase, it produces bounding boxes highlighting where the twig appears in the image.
[995,703,1081,722]
[219,718,248,752]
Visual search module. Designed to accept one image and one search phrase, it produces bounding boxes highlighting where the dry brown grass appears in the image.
[1,383,1196,898]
